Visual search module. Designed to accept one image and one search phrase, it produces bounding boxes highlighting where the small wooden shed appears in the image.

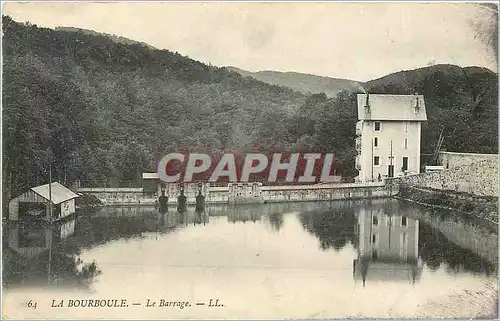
[8,182,79,222]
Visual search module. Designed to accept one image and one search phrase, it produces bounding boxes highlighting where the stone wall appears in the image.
[396,156,498,197]
[205,187,229,204]
[228,183,264,204]
[262,182,397,203]
[77,182,398,206]
[76,188,153,205]
[439,151,498,169]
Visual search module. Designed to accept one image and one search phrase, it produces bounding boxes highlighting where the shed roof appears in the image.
[30,182,79,204]
[357,94,427,121]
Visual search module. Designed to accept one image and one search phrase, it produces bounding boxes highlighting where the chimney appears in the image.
[414,94,420,113]
[364,93,370,114]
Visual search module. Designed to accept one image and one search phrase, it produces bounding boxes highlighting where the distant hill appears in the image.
[366,64,496,92]
[226,66,363,97]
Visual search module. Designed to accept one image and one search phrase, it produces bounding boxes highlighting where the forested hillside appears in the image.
[2,16,328,201]
[2,15,498,205]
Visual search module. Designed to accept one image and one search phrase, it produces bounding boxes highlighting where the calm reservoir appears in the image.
[3,199,498,319]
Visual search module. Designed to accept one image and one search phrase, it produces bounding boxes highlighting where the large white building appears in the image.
[355,93,427,182]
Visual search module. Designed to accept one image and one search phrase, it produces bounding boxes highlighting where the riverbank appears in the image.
[395,185,498,265]
[397,184,498,232]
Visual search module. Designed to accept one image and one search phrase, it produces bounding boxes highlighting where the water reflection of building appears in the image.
[8,219,76,259]
[353,200,422,285]
[171,209,210,227]
[227,205,262,223]
[3,218,97,288]
[91,206,210,229]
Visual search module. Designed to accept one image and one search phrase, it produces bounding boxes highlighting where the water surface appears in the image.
[3,200,497,319]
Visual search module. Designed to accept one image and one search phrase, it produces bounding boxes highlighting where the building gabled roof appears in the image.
[30,182,79,204]
[357,94,427,121]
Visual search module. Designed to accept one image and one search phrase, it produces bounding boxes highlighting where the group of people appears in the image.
[154,188,205,213]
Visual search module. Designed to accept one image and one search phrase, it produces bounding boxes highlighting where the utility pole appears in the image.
[371,137,374,181]
[390,140,393,167]
[48,224,52,283]
[48,161,53,222]
[389,215,392,251]
[47,155,53,284]
[388,140,394,178]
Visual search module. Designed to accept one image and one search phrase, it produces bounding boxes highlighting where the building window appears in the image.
[374,121,381,132]
[373,216,378,226]
[404,138,408,149]
[374,156,380,166]
[374,137,379,147]
[402,157,409,171]
[372,234,376,243]
[402,216,407,227]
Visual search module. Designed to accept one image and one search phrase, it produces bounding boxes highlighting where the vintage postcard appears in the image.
[1,1,498,320]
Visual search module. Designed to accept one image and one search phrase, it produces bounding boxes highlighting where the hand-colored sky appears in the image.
[3,2,497,81]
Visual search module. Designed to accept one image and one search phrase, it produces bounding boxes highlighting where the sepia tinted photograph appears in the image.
[1,2,498,320]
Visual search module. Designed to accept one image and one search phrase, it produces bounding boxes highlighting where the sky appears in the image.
[2,2,498,81]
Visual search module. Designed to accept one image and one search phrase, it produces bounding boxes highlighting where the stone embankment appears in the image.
[391,151,498,231]
[397,185,498,228]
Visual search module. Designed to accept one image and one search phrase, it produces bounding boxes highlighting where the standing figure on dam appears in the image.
[177,188,187,213]
[158,190,168,214]
[195,188,205,212]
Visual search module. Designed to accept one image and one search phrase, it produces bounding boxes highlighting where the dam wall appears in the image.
[76,182,398,206]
